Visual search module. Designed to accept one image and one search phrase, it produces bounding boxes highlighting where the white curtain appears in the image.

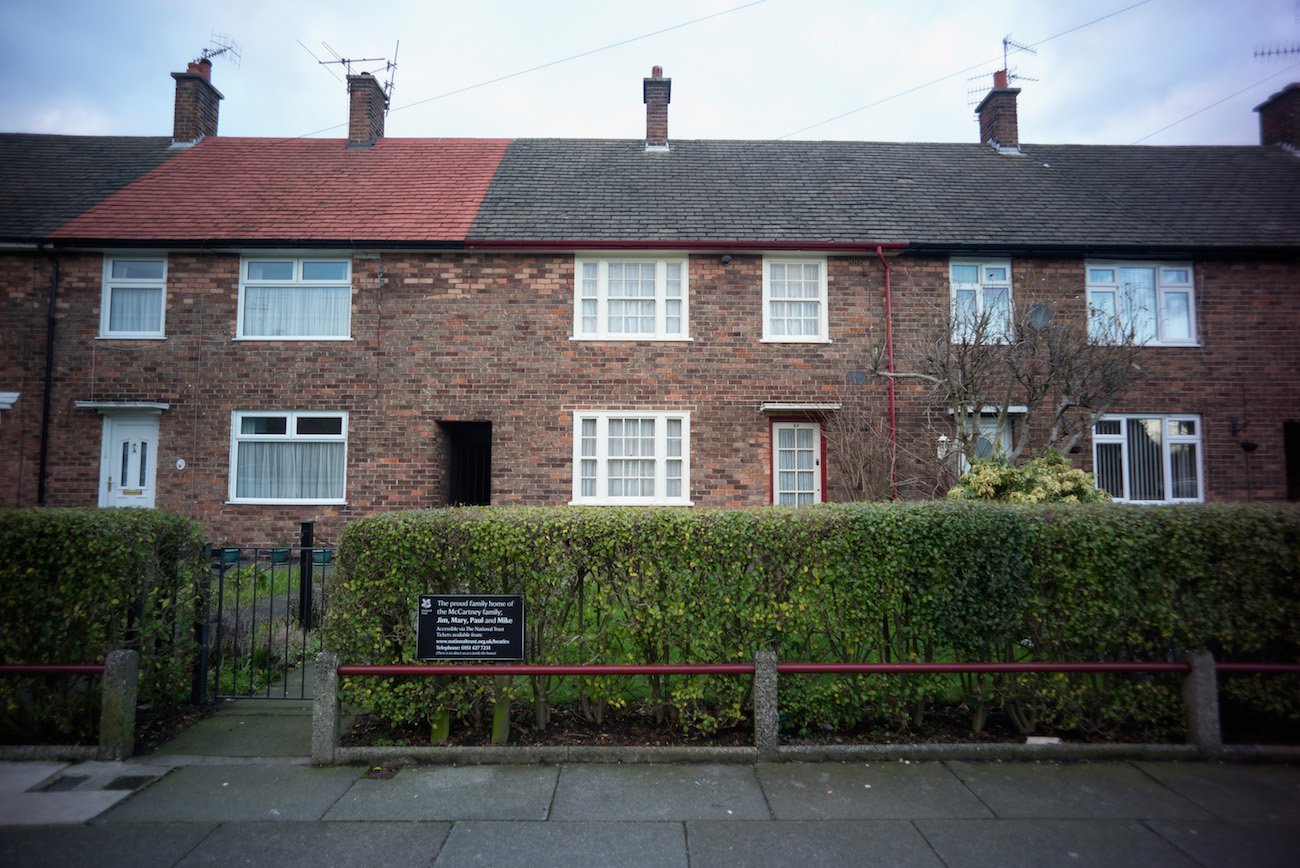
[243,286,349,337]
[236,442,345,499]
[109,287,162,332]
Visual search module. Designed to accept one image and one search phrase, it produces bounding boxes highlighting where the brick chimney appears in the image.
[347,72,387,149]
[171,58,222,145]
[1255,83,1300,149]
[976,70,1021,151]
[643,65,671,152]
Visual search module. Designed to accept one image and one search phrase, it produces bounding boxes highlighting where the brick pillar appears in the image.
[171,58,223,144]
[347,73,387,149]
[976,70,1021,150]
[1255,83,1300,148]
[643,65,672,151]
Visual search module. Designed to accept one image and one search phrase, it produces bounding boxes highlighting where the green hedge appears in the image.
[326,503,1300,739]
[0,508,206,739]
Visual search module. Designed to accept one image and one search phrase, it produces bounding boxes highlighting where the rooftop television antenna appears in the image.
[200,32,242,68]
[312,41,400,113]
[966,36,1038,112]
[1254,44,1300,59]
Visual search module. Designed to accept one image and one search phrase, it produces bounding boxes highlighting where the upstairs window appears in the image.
[101,257,166,338]
[763,258,829,342]
[573,257,688,340]
[238,258,352,339]
[1092,414,1202,502]
[950,261,1012,342]
[229,410,347,504]
[1087,263,1195,345]
[571,411,691,505]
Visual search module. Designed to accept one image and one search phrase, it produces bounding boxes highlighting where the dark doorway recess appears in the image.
[442,421,492,506]
[1285,421,1300,502]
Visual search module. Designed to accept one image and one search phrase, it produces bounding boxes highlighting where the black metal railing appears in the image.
[198,521,332,701]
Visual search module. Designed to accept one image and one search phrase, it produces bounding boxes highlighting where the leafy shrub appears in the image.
[947,450,1111,503]
[326,503,1300,741]
[0,508,206,740]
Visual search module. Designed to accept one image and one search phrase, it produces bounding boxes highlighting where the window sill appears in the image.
[760,337,832,344]
[570,335,694,342]
[226,499,348,506]
[96,335,166,341]
[568,499,695,507]
[233,336,354,342]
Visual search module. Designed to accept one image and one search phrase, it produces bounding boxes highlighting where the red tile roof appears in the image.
[51,137,509,243]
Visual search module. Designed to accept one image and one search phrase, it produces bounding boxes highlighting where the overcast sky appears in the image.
[2,0,1298,145]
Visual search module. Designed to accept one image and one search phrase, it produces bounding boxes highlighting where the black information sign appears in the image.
[417,594,525,661]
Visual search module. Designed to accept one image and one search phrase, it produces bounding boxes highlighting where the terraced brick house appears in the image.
[2,60,1298,542]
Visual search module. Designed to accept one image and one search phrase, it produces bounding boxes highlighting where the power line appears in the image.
[287,0,770,140]
[1130,60,1300,144]
[777,0,1153,139]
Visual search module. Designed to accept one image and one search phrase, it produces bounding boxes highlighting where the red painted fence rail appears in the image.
[0,664,106,676]
[336,661,1299,678]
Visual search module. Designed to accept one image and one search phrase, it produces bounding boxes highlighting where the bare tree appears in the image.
[822,388,950,502]
[869,293,1145,471]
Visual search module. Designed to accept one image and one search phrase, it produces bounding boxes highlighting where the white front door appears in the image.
[772,421,823,506]
[99,415,159,508]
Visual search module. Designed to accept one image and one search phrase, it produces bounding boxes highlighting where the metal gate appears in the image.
[195,521,331,701]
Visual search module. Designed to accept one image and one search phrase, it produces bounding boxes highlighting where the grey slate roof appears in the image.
[469,139,1300,252]
[0,134,177,241]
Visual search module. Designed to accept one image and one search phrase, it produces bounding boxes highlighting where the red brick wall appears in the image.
[2,248,1296,542]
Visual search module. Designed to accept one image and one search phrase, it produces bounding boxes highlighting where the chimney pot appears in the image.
[347,72,387,149]
[993,69,1008,89]
[171,58,222,144]
[1255,82,1300,149]
[643,65,672,151]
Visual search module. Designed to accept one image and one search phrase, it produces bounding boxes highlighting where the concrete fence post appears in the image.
[98,649,139,761]
[1183,649,1222,753]
[312,651,340,765]
[753,650,779,758]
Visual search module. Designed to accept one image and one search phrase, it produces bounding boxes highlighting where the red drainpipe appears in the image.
[875,245,897,500]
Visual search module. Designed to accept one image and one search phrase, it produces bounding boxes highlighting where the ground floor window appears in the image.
[229,411,347,504]
[771,421,823,506]
[1092,414,1202,502]
[571,411,690,505]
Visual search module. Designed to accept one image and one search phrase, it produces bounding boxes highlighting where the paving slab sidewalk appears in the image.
[2,696,1298,868]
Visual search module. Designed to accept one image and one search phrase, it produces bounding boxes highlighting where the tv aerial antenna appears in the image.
[200,32,242,68]
[302,40,401,113]
[1254,44,1300,60]
[966,34,1038,112]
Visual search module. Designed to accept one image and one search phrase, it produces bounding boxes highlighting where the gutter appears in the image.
[464,239,911,253]
[38,254,59,506]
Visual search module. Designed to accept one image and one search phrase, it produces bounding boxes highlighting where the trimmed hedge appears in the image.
[326,503,1300,739]
[0,508,206,739]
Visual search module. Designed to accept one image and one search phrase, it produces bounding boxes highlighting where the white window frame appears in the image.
[1086,262,1197,346]
[237,256,353,340]
[570,411,692,506]
[228,410,348,505]
[1092,413,1203,503]
[762,256,830,343]
[100,255,167,339]
[944,411,1017,474]
[950,260,1012,343]
[572,255,690,341]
